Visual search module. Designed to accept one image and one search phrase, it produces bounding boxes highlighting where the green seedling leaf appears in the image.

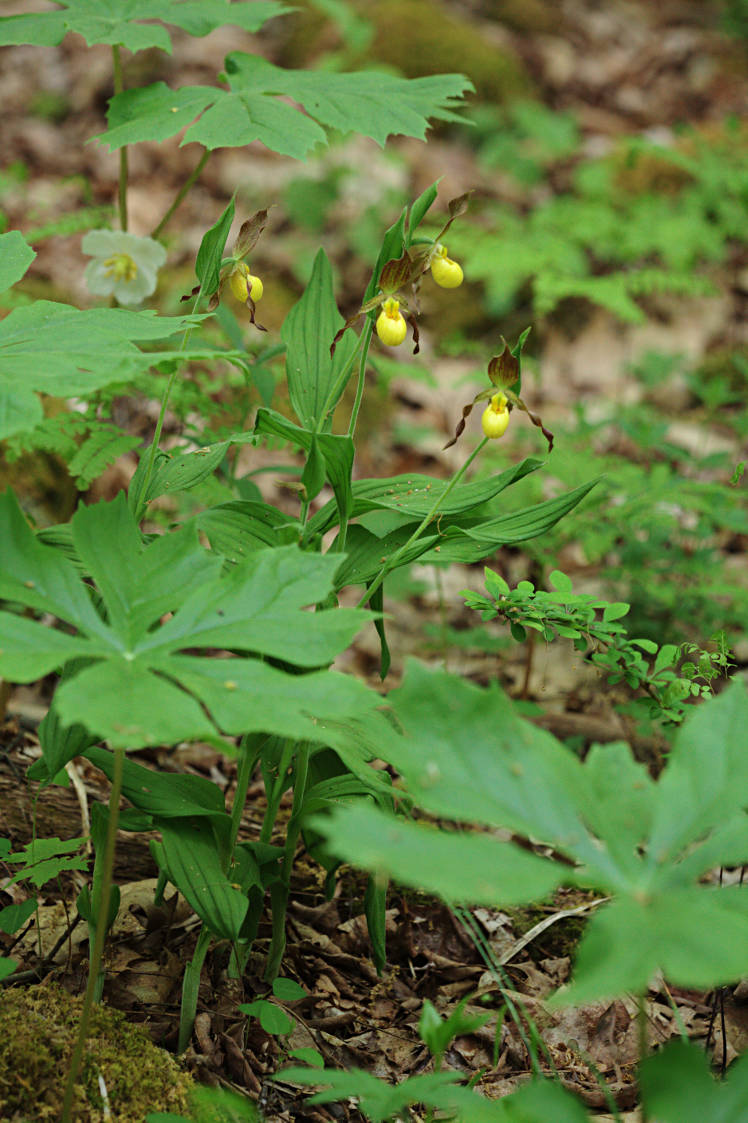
[276,1067,463,1123]
[418,998,491,1060]
[282,248,358,431]
[0,1,289,52]
[0,230,36,294]
[0,898,38,934]
[0,958,18,982]
[97,55,471,156]
[288,1048,324,1068]
[240,999,295,1035]
[272,977,307,1001]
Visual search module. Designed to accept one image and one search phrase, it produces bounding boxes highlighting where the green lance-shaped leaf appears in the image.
[282,249,358,431]
[155,818,247,940]
[0,1,290,53]
[255,407,354,528]
[97,53,472,157]
[306,455,544,539]
[196,197,235,295]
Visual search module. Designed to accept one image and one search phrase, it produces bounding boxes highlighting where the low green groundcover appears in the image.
[0,982,193,1122]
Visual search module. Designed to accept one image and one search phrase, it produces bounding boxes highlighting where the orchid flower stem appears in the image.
[111,46,128,232]
[60,743,125,1123]
[152,149,210,240]
[356,437,489,610]
[347,317,374,439]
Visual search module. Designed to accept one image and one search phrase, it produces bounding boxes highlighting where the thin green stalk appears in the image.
[60,744,125,1123]
[317,322,368,432]
[638,993,650,1123]
[134,291,203,521]
[265,744,309,981]
[111,46,128,232]
[178,925,213,1054]
[259,740,294,845]
[229,733,267,854]
[347,317,374,439]
[151,149,210,240]
[356,437,489,610]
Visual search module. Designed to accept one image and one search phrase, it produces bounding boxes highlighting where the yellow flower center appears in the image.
[103,253,138,282]
[382,297,401,319]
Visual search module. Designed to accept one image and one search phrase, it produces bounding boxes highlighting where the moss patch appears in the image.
[361,0,533,104]
[0,982,193,1122]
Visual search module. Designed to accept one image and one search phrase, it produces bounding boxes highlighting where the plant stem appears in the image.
[347,317,374,439]
[134,292,203,521]
[229,733,266,854]
[265,743,309,981]
[356,437,489,610]
[638,992,650,1123]
[111,46,128,232]
[60,743,125,1123]
[151,149,210,240]
[259,740,294,845]
[178,925,212,1054]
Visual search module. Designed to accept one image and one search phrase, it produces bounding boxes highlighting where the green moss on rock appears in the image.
[0,982,193,1122]
[363,0,533,104]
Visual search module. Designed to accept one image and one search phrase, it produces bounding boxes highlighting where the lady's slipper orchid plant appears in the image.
[376,297,408,346]
[444,327,554,451]
[429,243,463,288]
[481,391,510,438]
[331,194,470,355]
[82,230,166,306]
[183,207,269,330]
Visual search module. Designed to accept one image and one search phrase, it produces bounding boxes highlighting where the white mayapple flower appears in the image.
[82,230,167,306]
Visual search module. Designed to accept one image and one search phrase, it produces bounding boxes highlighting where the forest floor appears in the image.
[1,1,747,1119]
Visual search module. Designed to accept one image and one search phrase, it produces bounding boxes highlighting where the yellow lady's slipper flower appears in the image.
[376,297,407,346]
[481,392,510,439]
[229,261,263,303]
[430,243,463,289]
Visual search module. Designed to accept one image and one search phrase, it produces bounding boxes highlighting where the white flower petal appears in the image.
[82,229,122,258]
[129,237,167,270]
[82,229,166,269]
[112,268,156,305]
[84,259,116,297]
